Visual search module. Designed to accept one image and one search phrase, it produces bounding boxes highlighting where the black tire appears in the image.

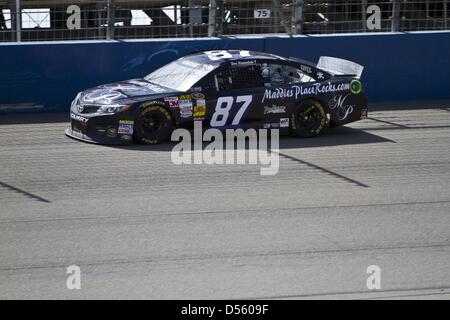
[289,99,327,138]
[134,103,173,144]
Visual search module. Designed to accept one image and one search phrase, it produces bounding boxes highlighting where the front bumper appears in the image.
[65,112,134,145]
[65,127,131,145]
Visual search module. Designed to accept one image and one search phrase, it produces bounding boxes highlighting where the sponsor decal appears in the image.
[194,104,206,121]
[300,65,313,74]
[264,105,286,115]
[193,98,206,120]
[262,82,350,103]
[271,123,280,128]
[280,118,289,128]
[196,99,206,107]
[262,121,288,129]
[350,79,363,94]
[263,123,281,129]
[329,94,355,121]
[180,108,193,118]
[179,98,193,118]
[120,135,132,141]
[118,120,134,135]
[317,72,325,80]
[119,120,134,125]
[164,96,180,108]
[361,108,368,119]
[70,113,88,123]
[194,105,206,117]
[191,92,205,100]
[231,60,259,66]
[107,127,118,138]
[179,95,191,101]
[142,100,164,107]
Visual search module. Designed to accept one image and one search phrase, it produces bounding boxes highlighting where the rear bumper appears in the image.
[328,93,368,127]
[360,108,368,119]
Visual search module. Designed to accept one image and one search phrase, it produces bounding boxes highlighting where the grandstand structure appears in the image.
[0,0,449,41]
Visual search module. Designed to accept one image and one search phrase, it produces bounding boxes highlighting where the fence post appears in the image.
[362,0,367,31]
[293,0,303,34]
[188,0,194,37]
[391,0,401,32]
[444,0,448,29]
[272,0,291,34]
[106,0,116,40]
[15,0,21,42]
[208,0,217,37]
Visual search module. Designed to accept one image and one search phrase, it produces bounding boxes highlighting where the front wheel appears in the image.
[289,100,327,138]
[134,103,173,144]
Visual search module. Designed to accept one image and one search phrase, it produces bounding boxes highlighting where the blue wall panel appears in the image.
[0,38,265,113]
[0,32,449,113]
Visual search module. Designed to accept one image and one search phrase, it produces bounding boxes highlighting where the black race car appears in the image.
[65,50,368,145]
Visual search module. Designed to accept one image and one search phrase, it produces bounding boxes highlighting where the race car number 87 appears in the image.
[210,95,253,127]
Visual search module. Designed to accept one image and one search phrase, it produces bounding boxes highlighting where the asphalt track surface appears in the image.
[1,102,450,299]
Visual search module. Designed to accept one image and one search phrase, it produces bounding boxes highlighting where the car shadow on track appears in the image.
[108,126,395,152]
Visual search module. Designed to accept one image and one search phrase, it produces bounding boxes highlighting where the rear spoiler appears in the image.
[317,56,364,79]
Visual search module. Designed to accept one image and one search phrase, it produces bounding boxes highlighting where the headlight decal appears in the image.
[97,104,132,114]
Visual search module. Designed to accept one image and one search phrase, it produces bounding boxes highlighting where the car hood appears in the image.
[79,79,178,105]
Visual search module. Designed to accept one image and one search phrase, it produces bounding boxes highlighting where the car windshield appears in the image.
[144,56,218,91]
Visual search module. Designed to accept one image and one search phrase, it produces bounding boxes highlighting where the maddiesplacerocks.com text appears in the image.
[262,82,350,103]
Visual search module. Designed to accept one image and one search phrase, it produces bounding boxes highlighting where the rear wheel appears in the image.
[134,103,173,144]
[289,100,327,138]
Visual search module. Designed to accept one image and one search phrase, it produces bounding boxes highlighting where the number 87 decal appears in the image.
[210,95,253,127]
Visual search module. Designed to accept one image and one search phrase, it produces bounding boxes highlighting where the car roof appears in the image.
[178,50,329,80]
[184,50,293,65]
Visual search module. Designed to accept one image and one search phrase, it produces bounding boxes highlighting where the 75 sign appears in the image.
[254,9,271,19]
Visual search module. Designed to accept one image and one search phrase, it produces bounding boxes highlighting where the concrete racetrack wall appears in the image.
[0,31,449,113]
